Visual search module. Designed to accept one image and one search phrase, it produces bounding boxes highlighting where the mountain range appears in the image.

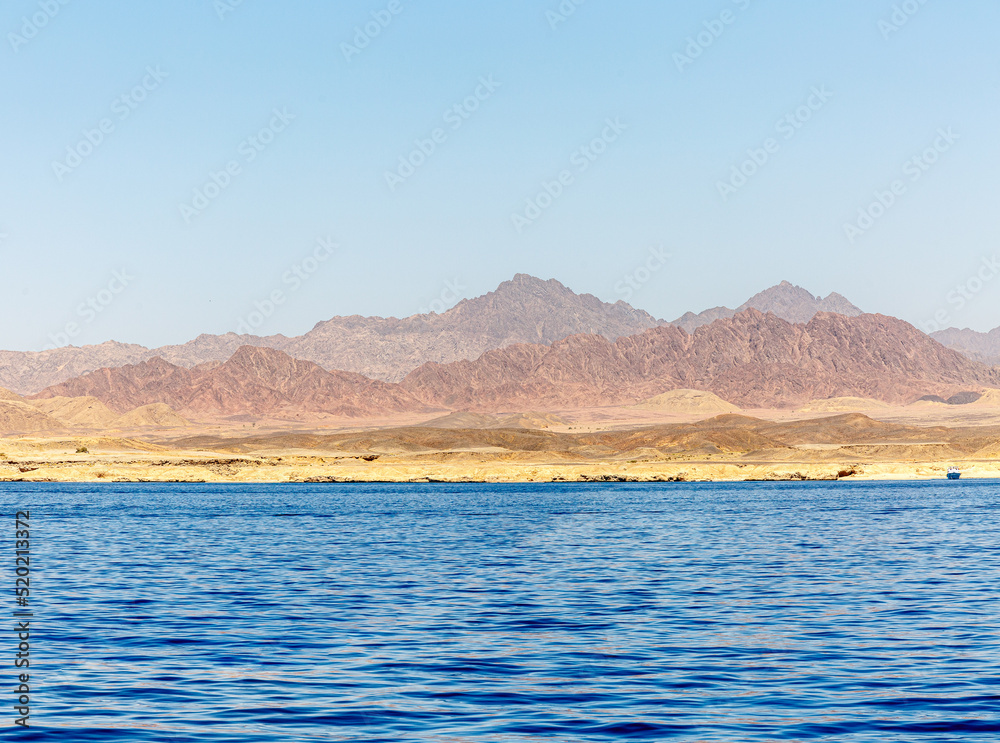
[0,275,659,395]
[3,276,999,421]
[400,310,999,410]
[25,309,1000,420]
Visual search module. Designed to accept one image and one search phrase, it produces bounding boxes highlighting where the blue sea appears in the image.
[3,481,999,741]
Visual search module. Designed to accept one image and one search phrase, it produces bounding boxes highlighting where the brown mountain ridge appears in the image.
[2,274,659,394]
[33,311,1000,418]
[33,346,431,419]
[400,310,1000,410]
[4,276,996,401]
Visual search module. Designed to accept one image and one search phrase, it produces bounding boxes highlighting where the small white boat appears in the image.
[947,467,961,480]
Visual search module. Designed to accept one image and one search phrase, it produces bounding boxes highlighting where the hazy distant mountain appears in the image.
[273,274,660,381]
[931,326,1000,367]
[33,346,429,419]
[153,332,291,368]
[669,306,735,334]
[35,310,1000,418]
[0,341,154,396]
[10,276,993,409]
[401,310,999,410]
[1,275,659,394]
[670,281,863,332]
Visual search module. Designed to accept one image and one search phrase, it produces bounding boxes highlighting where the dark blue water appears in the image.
[2,481,999,741]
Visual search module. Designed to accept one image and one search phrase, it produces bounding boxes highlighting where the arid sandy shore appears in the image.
[3,454,999,483]
[2,401,999,483]
[2,442,997,484]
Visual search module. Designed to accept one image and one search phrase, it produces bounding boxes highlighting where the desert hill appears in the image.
[631,389,741,414]
[495,412,568,429]
[417,411,568,430]
[30,396,119,427]
[973,389,1000,406]
[0,389,190,432]
[0,399,64,432]
[114,404,189,428]
[401,310,1000,411]
[32,346,430,419]
[417,412,501,429]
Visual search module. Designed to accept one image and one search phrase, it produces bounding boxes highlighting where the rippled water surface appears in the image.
[3,481,1000,741]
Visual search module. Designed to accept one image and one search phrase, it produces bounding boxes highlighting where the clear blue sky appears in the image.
[3,0,999,351]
